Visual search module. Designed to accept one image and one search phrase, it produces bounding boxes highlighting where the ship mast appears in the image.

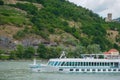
[59,51,66,59]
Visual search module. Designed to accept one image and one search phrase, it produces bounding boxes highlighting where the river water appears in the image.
[0,60,120,80]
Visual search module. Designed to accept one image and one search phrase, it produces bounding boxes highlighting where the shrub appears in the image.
[0,0,4,5]
[24,47,35,59]
[13,30,25,39]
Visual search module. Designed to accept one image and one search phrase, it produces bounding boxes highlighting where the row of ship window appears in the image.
[48,61,119,67]
[59,68,120,72]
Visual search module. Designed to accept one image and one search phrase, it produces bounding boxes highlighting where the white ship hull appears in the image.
[31,66,120,73]
[30,53,120,73]
[30,58,120,73]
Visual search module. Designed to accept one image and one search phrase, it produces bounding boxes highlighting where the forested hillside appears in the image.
[0,0,120,59]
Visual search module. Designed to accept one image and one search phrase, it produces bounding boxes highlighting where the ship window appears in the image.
[80,62,82,66]
[94,62,97,66]
[69,62,71,66]
[75,62,77,66]
[71,62,74,66]
[81,69,84,71]
[76,69,79,71]
[100,62,102,66]
[72,62,74,66]
[92,69,95,71]
[118,69,120,71]
[113,69,116,71]
[57,62,61,66]
[97,62,99,66]
[49,61,54,66]
[48,61,51,65]
[68,62,71,66]
[61,62,65,66]
[108,62,110,66]
[106,62,109,66]
[54,62,58,66]
[102,62,104,66]
[108,69,111,71]
[105,62,107,66]
[51,61,55,66]
[70,69,73,71]
[86,62,88,66]
[92,62,94,66]
[87,69,90,71]
[78,62,80,66]
[111,62,113,66]
[83,62,85,66]
[59,69,63,71]
[65,62,69,66]
[82,62,84,66]
[89,62,91,66]
[52,61,56,66]
[114,62,119,68]
[103,69,106,71]
[98,69,101,71]
[81,62,83,66]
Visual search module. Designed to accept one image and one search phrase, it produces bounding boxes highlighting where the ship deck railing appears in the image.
[80,54,120,59]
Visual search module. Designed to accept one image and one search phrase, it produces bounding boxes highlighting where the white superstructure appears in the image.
[30,52,120,73]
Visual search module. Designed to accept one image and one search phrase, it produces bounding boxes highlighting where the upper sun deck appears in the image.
[49,58,120,62]
[50,52,120,63]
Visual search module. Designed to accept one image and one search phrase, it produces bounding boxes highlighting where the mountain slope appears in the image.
[0,0,120,52]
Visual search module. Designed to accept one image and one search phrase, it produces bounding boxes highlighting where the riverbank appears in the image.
[0,59,48,62]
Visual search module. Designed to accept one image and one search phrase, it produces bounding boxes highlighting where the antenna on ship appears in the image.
[33,48,37,65]
[59,51,67,59]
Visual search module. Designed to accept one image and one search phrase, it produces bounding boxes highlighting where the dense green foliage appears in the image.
[9,45,35,59]
[0,44,62,59]
[16,0,120,51]
[11,2,38,15]
[37,44,62,59]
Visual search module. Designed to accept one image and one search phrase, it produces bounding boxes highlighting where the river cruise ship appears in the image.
[30,51,120,73]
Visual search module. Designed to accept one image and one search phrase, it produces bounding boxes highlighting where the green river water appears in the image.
[0,61,120,80]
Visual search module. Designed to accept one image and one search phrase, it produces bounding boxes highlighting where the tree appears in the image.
[37,44,47,58]
[24,47,35,59]
[16,45,24,59]
[13,30,25,39]
[9,51,17,60]
[47,47,61,58]
[87,44,101,54]
[74,45,86,58]
[0,0,4,5]
[0,49,5,59]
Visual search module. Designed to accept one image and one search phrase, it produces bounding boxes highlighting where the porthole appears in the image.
[81,69,85,71]
[59,69,63,71]
[113,69,116,71]
[108,69,111,71]
[76,69,79,71]
[87,69,90,71]
[103,69,106,71]
[98,69,101,71]
[92,69,95,71]
[70,69,73,71]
